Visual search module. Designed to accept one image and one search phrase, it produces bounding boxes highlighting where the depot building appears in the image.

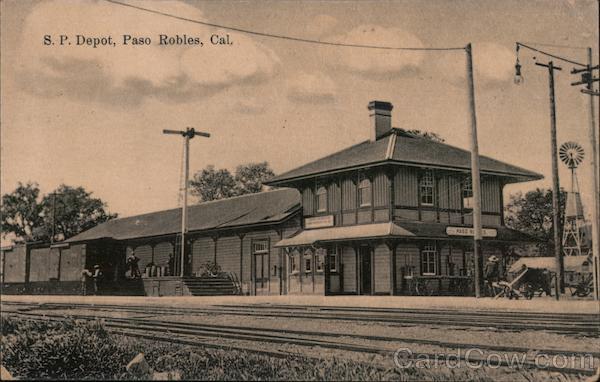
[0,101,541,296]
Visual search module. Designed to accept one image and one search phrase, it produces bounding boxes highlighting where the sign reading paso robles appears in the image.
[304,215,334,229]
[446,226,498,238]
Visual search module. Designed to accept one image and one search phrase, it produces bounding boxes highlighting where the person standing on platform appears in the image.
[127,252,141,278]
[484,256,500,297]
[92,265,104,295]
[81,269,92,296]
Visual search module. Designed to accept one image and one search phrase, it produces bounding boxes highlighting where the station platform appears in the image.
[2,294,598,315]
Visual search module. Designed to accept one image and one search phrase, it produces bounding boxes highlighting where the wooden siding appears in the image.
[482,178,501,213]
[29,248,51,282]
[394,167,418,207]
[192,237,214,275]
[302,187,314,216]
[328,181,340,212]
[374,244,390,293]
[2,246,26,283]
[153,242,173,269]
[357,210,371,224]
[341,246,356,292]
[448,176,462,210]
[59,244,86,281]
[341,178,356,210]
[373,172,389,207]
[215,236,239,274]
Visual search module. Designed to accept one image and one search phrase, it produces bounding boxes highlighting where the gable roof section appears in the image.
[66,188,301,243]
[267,130,543,185]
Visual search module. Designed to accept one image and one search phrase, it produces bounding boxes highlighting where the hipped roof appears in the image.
[66,188,301,243]
[267,130,543,185]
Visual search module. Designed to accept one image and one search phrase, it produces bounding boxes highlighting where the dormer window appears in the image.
[419,169,434,206]
[358,176,371,207]
[316,186,327,212]
[463,176,473,210]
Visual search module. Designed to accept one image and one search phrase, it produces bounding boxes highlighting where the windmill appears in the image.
[559,142,588,256]
[163,128,210,277]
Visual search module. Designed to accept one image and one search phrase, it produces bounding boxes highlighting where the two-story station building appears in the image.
[0,101,542,296]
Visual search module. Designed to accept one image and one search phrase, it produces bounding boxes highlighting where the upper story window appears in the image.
[358,175,372,207]
[420,244,437,276]
[463,177,473,210]
[420,169,434,206]
[316,186,327,212]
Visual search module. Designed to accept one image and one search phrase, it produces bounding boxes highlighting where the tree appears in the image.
[41,185,117,241]
[1,182,44,241]
[191,162,275,202]
[405,129,445,142]
[190,165,237,202]
[1,183,117,243]
[505,188,566,255]
[234,162,275,195]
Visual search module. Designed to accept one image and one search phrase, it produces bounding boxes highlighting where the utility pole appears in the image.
[465,43,484,298]
[536,61,564,299]
[586,47,600,301]
[50,192,57,244]
[571,49,600,300]
[163,128,210,277]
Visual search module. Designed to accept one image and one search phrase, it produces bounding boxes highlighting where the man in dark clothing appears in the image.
[484,256,500,296]
[92,265,103,295]
[127,252,141,278]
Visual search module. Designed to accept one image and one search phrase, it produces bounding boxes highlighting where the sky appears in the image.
[1,0,598,239]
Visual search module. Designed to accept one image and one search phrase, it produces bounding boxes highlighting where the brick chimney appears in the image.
[368,100,394,141]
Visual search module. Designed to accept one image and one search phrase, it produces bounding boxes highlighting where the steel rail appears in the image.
[2,301,598,334]
[3,312,597,377]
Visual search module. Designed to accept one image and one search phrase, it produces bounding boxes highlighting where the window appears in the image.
[304,251,313,273]
[316,186,327,212]
[421,244,437,275]
[358,176,372,207]
[420,170,434,206]
[328,247,339,273]
[463,177,473,210]
[253,240,269,254]
[290,251,299,274]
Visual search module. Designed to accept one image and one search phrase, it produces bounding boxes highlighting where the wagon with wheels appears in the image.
[495,255,593,299]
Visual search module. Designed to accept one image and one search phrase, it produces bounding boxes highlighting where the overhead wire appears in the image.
[516,42,587,67]
[104,0,465,51]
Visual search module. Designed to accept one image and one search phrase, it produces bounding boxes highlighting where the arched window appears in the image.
[316,186,327,212]
[358,176,371,207]
[419,169,434,206]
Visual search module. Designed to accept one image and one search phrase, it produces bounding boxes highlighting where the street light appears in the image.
[514,60,524,85]
[514,44,524,85]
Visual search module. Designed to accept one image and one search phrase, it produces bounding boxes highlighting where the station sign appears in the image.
[305,215,334,229]
[446,226,497,238]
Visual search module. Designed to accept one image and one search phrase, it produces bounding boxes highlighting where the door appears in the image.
[254,253,269,295]
[359,246,372,295]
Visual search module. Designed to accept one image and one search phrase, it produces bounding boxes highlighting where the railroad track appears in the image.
[3,301,598,335]
[3,309,598,377]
